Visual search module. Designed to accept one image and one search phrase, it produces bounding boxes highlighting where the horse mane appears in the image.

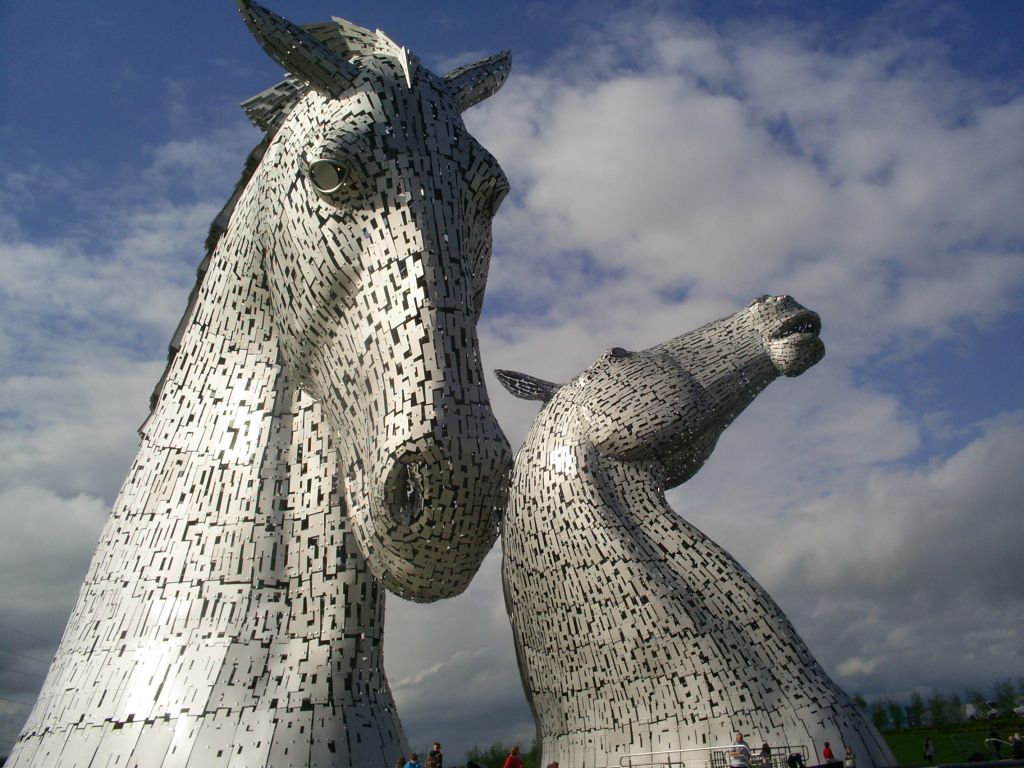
[146,136,268,414]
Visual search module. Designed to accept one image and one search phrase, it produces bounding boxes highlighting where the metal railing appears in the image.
[615,742,810,768]
[984,738,1017,758]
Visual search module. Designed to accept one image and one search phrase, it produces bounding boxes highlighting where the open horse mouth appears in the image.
[770,310,821,340]
[766,307,825,377]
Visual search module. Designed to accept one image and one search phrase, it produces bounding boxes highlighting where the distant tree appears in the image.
[523,741,540,768]
[926,691,949,726]
[992,679,1016,716]
[965,686,987,718]
[465,741,539,768]
[887,699,906,731]
[871,700,889,731]
[854,693,868,710]
[908,692,925,727]
[948,692,963,723]
[465,742,509,768]
[467,742,515,768]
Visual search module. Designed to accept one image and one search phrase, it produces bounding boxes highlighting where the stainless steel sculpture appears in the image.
[498,296,895,768]
[8,3,512,766]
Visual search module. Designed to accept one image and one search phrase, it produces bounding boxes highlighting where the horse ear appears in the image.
[302,17,379,59]
[236,0,361,98]
[304,19,412,88]
[444,50,512,111]
[495,369,560,403]
[241,77,306,133]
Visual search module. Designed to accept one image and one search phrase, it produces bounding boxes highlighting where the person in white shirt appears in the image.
[730,733,752,768]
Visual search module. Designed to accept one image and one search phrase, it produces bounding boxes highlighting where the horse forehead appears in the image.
[306,79,501,172]
[573,352,670,395]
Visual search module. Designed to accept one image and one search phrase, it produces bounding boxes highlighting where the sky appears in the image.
[1,0,1023,762]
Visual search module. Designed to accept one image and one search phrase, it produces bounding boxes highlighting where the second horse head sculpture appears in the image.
[498,296,892,768]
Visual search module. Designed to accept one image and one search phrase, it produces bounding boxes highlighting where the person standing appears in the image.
[822,742,835,762]
[730,733,751,768]
[923,737,934,764]
[404,753,423,768]
[427,742,443,768]
[844,745,856,768]
[1011,734,1024,760]
[989,730,1002,759]
[503,745,523,768]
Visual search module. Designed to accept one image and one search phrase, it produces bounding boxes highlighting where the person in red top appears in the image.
[503,745,523,768]
[823,743,835,761]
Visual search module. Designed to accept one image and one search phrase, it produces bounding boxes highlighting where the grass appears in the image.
[882,719,1022,765]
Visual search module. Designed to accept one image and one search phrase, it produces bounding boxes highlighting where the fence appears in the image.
[615,742,811,768]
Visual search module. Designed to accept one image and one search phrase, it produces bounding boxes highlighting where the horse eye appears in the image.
[309,159,348,194]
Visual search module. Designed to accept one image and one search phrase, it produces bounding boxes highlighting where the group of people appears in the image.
[989,731,1024,761]
[729,732,857,768]
[974,730,1024,762]
[395,742,531,768]
[1013,733,1024,760]
[397,742,445,768]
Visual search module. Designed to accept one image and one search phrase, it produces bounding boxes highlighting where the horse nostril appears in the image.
[385,456,426,528]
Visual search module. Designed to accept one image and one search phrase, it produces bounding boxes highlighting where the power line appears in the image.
[0,625,51,646]
[0,647,51,667]
[0,665,44,680]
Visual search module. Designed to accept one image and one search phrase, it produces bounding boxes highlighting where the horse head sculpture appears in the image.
[7,6,515,766]
[235,0,513,599]
[498,294,825,487]
[565,293,824,486]
[496,297,890,768]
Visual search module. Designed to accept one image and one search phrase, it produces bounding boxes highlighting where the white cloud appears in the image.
[468,13,1024,367]
[0,359,162,499]
[0,485,108,614]
[688,412,1024,693]
[0,485,110,746]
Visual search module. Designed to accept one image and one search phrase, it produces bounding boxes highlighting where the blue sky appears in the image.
[1,0,1023,762]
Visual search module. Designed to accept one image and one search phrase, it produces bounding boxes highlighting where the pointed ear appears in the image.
[495,369,560,402]
[302,17,379,59]
[236,0,361,98]
[241,76,307,133]
[373,29,413,89]
[303,20,414,90]
[444,50,512,111]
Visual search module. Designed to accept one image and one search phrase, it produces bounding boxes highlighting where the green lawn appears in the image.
[883,726,1018,765]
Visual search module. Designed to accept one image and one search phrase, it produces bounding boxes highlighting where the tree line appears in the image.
[854,678,1023,731]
